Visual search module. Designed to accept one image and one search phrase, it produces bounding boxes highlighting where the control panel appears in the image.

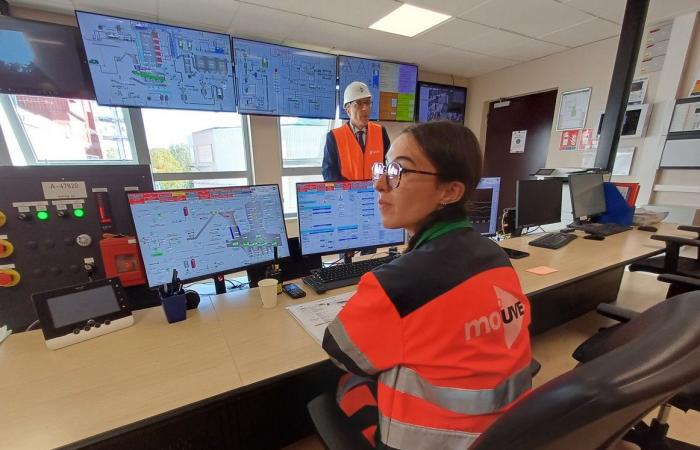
[0,165,153,332]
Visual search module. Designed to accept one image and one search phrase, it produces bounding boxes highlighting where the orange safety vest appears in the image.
[331,122,384,181]
[323,224,532,449]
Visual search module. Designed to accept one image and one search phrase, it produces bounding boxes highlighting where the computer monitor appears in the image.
[127,185,290,288]
[516,179,563,228]
[0,16,95,99]
[569,173,606,221]
[76,11,236,111]
[416,81,467,123]
[232,38,337,119]
[470,177,500,236]
[296,180,405,256]
[338,55,418,122]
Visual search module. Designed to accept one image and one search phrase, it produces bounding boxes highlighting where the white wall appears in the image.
[467,12,700,210]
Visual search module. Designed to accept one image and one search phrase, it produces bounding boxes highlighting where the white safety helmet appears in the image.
[343,81,371,107]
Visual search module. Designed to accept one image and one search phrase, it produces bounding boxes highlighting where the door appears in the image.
[483,90,557,222]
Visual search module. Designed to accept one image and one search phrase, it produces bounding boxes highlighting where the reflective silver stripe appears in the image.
[327,319,378,375]
[379,364,531,415]
[336,374,375,404]
[380,414,480,450]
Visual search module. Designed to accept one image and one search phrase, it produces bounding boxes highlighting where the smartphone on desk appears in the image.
[502,247,530,259]
[282,283,306,299]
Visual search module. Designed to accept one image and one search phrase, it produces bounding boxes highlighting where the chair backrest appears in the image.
[471,290,700,450]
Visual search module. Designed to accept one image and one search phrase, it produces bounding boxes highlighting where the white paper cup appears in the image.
[258,278,279,308]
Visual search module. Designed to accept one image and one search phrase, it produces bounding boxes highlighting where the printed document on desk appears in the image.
[287,292,355,344]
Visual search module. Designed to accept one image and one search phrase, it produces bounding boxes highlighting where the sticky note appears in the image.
[526,266,559,275]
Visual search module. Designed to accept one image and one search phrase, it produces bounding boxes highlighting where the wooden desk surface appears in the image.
[1,223,693,449]
[0,298,242,450]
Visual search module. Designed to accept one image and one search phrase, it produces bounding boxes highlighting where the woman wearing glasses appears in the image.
[322,121,532,449]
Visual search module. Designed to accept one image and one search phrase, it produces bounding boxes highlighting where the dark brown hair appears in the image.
[402,121,483,250]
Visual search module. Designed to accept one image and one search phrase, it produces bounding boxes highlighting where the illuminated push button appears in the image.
[72,208,85,219]
[0,211,6,227]
[36,211,50,221]
[0,269,20,287]
[0,240,13,258]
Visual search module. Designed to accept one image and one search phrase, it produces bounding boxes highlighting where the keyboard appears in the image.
[303,255,398,293]
[528,232,578,249]
[569,222,633,237]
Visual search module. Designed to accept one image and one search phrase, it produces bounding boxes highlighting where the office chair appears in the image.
[307,360,541,450]
[629,226,700,297]
[573,275,700,450]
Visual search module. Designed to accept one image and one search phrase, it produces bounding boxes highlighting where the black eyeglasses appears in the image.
[371,161,440,189]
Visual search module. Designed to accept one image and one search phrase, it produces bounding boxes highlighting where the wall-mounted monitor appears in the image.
[232,38,337,119]
[75,11,235,111]
[0,16,95,99]
[416,81,467,123]
[338,55,417,122]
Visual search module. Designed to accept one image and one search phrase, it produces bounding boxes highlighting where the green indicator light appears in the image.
[36,211,49,221]
[73,208,85,218]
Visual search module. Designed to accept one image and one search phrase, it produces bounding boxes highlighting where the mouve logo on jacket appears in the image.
[465,286,526,349]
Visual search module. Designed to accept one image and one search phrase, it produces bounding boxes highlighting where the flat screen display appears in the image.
[470,177,500,236]
[569,173,606,219]
[0,16,95,99]
[416,81,467,123]
[296,180,405,256]
[47,284,120,328]
[516,179,563,228]
[338,55,417,122]
[76,11,235,111]
[128,185,290,287]
[232,38,337,119]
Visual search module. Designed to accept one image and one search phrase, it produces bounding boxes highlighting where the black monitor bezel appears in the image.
[31,278,131,340]
[515,178,563,229]
[295,180,405,257]
[0,15,96,99]
[126,183,291,288]
[338,54,419,123]
[568,172,606,220]
[415,81,467,124]
[74,10,237,112]
[231,37,338,120]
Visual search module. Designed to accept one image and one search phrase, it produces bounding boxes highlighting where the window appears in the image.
[141,108,251,189]
[0,94,134,165]
[280,117,332,214]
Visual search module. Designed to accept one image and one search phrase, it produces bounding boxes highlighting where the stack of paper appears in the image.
[286,291,355,344]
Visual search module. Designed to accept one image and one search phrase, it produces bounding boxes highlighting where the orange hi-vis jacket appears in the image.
[331,122,384,180]
[322,222,532,450]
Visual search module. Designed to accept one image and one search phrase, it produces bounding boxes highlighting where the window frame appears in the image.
[0,94,140,166]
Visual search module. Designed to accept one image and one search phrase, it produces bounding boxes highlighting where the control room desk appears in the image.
[0,223,692,450]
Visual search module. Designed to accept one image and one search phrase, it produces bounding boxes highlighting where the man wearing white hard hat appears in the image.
[322,81,390,181]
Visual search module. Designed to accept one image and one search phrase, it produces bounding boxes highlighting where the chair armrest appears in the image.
[596,303,637,323]
[658,274,700,288]
[678,225,700,239]
[308,393,374,450]
[650,234,700,247]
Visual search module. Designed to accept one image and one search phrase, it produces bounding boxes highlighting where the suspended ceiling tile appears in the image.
[229,3,306,43]
[540,17,620,47]
[415,18,496,46]
[157,0,240,32]
[459,29,566,61]
[460,0,593,37]
[74,0,158,20]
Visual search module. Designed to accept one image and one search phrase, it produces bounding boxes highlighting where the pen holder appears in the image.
[161,292,187,324]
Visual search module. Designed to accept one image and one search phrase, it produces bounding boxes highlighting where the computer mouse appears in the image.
[638,225,658,232]
[584,234,605,241]
[560,228,575,233]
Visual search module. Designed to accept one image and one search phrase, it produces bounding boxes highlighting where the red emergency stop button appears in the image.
[0,269,20,287]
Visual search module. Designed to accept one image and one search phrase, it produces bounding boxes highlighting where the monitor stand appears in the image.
[213,273,227,295]
[343,252,354,264]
